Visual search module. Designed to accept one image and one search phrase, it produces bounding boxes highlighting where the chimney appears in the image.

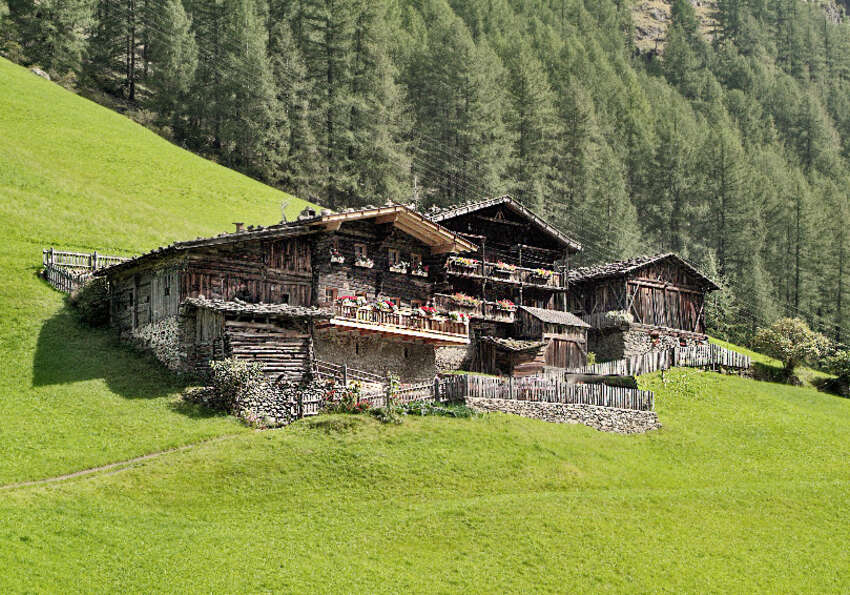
[233,222,244,233]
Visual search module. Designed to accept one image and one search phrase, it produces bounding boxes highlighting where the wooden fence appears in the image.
[312,359,386,385]
[43,264,92,293]
[437,373,654,411]
[568,343,750,376]
[41,248,128,294]
[42,248,127,271]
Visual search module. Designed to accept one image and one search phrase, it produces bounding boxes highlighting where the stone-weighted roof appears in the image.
[181,297,331,320]
[567,253,720,290]
[519,306,591,328]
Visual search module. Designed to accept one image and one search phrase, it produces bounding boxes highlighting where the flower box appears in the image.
[354,258,374,269]
[448,311,470,322]
[330,254,345,264]
[410,266,429,277]
[529,268,555,282]
[449,256,479,269]
[450,292,482,309]
[493,261,517,275]
[388,263,409,274]
[495,299,517,312]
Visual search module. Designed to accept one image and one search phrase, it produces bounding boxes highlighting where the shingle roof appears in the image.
[481,336,547,352]
[425,195,582,253]
[181,297,332,320]
[567,253,720,290]
[97,203,476,277]
[519,306,591,328]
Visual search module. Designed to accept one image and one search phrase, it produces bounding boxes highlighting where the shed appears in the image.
[178,298,331,381]
[476,336,547,377]
[514,306,590,370]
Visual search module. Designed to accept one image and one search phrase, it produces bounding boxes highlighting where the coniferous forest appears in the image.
[3,0,850,346]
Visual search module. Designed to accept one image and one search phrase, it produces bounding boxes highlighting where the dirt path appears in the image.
[0,434,244,492]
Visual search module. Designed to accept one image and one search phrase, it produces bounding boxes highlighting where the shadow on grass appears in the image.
[32,304,185,399]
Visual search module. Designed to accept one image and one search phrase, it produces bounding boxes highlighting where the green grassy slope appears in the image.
[0,57,315,484]
[2,369,849,592]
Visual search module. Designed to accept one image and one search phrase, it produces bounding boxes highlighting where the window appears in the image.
[325,288,338,303]
[281,293,290,305]
[410,253,422,268]
[354,243,368,260]
[387,248,401,266]
[403,346,409,359]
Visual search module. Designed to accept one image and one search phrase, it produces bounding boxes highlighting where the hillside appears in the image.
[0,57,315,484]
[2,368,849,591]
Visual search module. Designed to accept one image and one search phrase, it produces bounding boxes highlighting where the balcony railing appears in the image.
[331,303,469,343]
[445,259,564,288]
[432,294,517,323]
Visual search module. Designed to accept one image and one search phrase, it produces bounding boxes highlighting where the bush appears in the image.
[207,358,267,411]
[823,350,850,379]
[753,318,830,380]
[68,277,110,326]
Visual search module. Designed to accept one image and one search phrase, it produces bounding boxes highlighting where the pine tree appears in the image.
[502,39,557,212]
[147,0,197,129]
[8,0,92,78]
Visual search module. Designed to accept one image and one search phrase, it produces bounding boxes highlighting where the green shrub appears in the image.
[207,358,266,411]
[68,277,110,327]
[753,318,830,380]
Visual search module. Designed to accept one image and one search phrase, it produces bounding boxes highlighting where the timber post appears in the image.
[342,363,349,386]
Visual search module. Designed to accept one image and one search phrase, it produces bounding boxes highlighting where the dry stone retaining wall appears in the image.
[590,324,704,361]
[466,397,661,434]
[126,317,182,371]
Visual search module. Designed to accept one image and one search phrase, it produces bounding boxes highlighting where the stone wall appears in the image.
[314,332,436,382]
[466,397,661,434]
[589,324,706,361]
[125,316,182,371]
[435,343,475,372]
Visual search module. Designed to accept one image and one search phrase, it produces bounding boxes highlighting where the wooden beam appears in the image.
[431,242,458,255]
[321,220,342,231]
[374,213,399,224]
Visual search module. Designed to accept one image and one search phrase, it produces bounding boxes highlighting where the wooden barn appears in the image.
[567,254,719,333]
[567,254,719,360]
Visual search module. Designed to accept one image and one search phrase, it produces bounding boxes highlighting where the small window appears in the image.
[354,243,368,260]
[326,288,338,302]
[403,346,409,359]
[387,248,401,266]
[281,293,290,304]
[129,293,134,307]
[355,341,360,355]
[163,286,170,296]
[410,253,422,268]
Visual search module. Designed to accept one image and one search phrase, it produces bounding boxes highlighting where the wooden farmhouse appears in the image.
[95,198,720,382]
[567,254,720,360]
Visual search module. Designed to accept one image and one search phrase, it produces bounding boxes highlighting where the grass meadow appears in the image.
[1,57,849,592]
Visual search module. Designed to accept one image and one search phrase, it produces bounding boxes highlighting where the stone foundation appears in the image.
[466,397,661,434]
[589,324,706,361]
[125,316,182,371]
[314,332,436,382]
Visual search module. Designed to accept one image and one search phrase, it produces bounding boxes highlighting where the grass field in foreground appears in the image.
[0,57,314,484]
[2,368,849,592]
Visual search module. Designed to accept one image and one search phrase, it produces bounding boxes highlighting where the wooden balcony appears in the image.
[432,294,517,324]
[445,259,566,289]
[324,303,470,345]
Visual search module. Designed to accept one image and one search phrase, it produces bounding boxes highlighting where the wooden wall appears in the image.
[568,261,710,334]
[226,319,312,380]
[109,265,181,332]
[314,223,435,306]
[181,237,313,306]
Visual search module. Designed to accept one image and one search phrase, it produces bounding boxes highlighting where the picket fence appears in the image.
[41,248,128,294]
[568,344,750,377]
[436,373,654,411]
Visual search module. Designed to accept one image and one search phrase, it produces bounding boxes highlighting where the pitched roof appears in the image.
[96,224,314,276]
[567,253,720,291]
[181,297,332,320]
[519,306,591,328]
[97,204,476,276]
[481,336,547,352]
[306,204,477,253]
[425,195,582,253]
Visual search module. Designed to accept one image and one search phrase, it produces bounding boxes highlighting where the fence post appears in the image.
[91,250,98,271]
[342,363,349,386]
[297,391,304,419]
[509,376,514,400]
[433,376,440,402]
